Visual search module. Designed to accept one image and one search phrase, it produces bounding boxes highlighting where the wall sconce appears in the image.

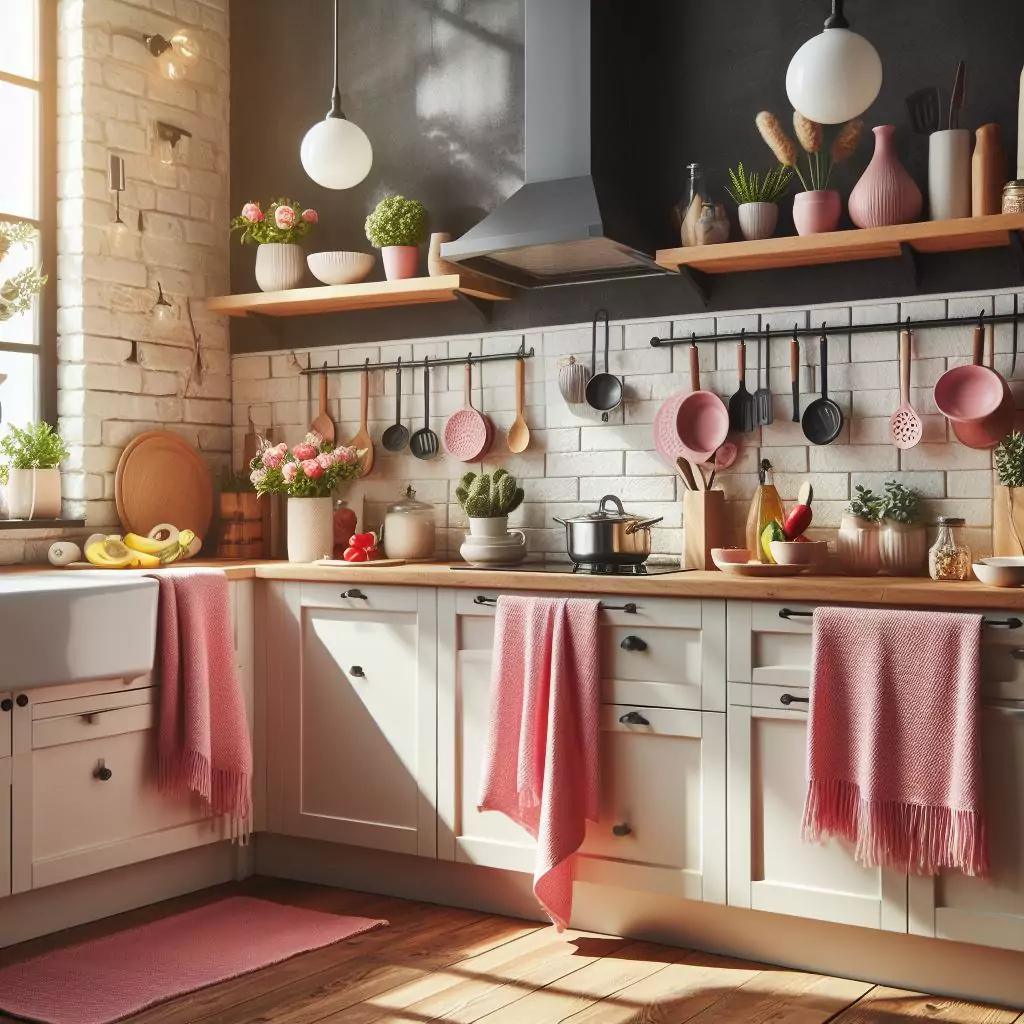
[152,281,175,327]
[106,153,130,251]
[155,121,192,166]
[144,30,199,81]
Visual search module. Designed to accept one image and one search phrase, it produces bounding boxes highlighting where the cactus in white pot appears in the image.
[456,470,527,566]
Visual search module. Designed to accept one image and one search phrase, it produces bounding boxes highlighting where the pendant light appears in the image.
[152,281,175,327]
[300,0,373,190]
[786,0,882,125]
[144,30,200,81]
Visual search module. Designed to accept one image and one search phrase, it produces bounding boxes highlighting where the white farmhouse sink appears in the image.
[0,572,159,691]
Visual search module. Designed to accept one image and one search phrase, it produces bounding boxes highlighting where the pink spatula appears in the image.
[889,329,923,449]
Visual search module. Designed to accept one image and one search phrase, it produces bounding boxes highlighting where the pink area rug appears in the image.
[0,896,388,1024]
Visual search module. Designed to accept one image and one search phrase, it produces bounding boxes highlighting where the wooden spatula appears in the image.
[309,362,336,443]
[348,360,374,474]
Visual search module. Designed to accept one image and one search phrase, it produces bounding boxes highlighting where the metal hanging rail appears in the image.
[298,339,534,375]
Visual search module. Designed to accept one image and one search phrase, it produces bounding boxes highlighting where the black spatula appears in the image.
[905,86,941,135]
[754,325,773,426]
[728,338,755,433]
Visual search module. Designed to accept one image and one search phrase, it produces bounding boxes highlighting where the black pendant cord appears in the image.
[825,0,849,29]
[328,0,345,119]
[299,340,534,376]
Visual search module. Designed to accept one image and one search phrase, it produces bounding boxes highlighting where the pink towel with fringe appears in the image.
[478,595,600,930]
[154,570,252,839]
[803,606,987,877]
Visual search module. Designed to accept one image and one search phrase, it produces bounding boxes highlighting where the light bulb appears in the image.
[787,27,882,124]
[158,138,176,165]
[300,116,373,190]
[152,281,175,327]
[106,218,130,252]
[155,30,199,81]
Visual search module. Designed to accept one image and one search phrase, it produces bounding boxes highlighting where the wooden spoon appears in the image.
[309,362,335,443]
[348,359,374,474]
[507,358,530,453]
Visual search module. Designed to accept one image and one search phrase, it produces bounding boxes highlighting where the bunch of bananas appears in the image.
[85,524,201,569]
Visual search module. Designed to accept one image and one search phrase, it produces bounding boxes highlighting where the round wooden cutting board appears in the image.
[115,430,214,540]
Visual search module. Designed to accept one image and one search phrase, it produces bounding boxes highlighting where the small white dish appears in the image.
[711,553,807,577]
[307,251,375,286]
[972,557,1024,588]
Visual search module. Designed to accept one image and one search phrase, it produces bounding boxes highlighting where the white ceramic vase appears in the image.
[928,129,972,221]
[287,496,334,563]
[879,520,928,576]
[6,467,61,520]
[737,202,779,241]
[460,516,527,568]
[255,243,305,292]
[837,514,882,576]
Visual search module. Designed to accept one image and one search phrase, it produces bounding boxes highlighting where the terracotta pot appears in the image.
[254,243,305,292]
[879,520,928,575]
[737,202,779,241]
[837,514,881,576]
[848,125,922,228]
[792,190,841,235]
[381,245,419,281]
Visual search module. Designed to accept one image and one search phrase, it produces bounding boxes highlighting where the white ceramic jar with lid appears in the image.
[382,486,436,560]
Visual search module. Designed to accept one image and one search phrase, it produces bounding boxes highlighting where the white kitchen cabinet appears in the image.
[909,703,1024,952]
[0,755,10,900]
[265,581,437,858]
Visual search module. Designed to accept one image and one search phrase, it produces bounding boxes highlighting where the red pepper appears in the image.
[783,504,813,540]
[343,546,368,562]
[363,546,382,561]
[348,532,377,549]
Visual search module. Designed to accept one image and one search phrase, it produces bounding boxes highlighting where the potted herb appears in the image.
[364,195,428,281]
[756,111,863,235]
[837,484,883,575]
[725,162,793,241]
[455,470,526,567]
[0,422,69,520]
[879,480,926,575]
[230,198,318,292]
[994,432,1024,556]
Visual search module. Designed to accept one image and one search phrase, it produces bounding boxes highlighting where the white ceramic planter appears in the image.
[287,496,334,563]
[879,520,928,575]
[255,243,305,292]
[6,467,61,520]
[837,514,882,576]
[928,129,972,220]
[737,202,779,241]
[460,515,527,568]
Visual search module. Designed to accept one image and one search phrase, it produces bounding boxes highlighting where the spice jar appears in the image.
[928,516,972,581]
[382,486,436,560]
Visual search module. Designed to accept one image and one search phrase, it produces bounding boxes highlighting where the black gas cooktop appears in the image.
[450,563,689,576]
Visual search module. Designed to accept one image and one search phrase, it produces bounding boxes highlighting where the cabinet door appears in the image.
[0,758,10,900]
[269,583,436,858]
[909,704,1024,951]
[728,704,907,931]
[0,693,10,758]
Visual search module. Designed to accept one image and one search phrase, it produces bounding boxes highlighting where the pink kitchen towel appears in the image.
[803,606,987,876]
[154,570,252,839]
[478,595,601,930]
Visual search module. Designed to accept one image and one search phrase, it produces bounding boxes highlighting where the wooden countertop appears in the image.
[5,559,1024,610]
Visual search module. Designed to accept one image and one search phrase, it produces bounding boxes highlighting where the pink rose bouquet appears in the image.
[230,198,318,246]
[250,432,363,498]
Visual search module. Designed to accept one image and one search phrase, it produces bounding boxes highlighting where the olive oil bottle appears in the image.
[745,459,786,563]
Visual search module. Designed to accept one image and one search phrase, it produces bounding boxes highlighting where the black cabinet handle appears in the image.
[15,694,27,708]
[0,698,11,713]
[779,608,812,620]
[780,693,809,706]
[612,823,632,837]
[342,589,368,600]
[620,635,648,652]
[93,763,112,782]
[619,710,649,726]
[350,666,366,678]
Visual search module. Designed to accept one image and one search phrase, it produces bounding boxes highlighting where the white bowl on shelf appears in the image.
[307,251,375,286]
[770,540,828,566]
[972,557,1024,588]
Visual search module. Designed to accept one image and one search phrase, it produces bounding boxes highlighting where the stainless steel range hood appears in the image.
[440,1,666,289]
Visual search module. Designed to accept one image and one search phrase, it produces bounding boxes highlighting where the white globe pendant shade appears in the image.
[786,26,882,124]
[301,115,373,190]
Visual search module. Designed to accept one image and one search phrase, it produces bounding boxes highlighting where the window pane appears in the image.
[0,230,39,345]
[0,349,38,428]
[0,0,38,80]
[0,83,39,219]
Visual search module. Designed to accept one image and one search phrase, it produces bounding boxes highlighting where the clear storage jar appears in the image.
[928,516,971,581]
[382,486,436,560]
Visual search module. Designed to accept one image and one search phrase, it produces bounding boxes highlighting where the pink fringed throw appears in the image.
[803,606,987,877]
[478,595,600,930]
[154,570,252,839]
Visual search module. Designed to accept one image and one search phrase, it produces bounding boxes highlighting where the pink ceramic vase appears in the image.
[848,125,922,229]
[792,190,841,235]
[381,245,419,280]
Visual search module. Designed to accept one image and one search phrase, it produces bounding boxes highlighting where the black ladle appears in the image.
[801,329,843,445]
[381,356,409,452]
[410,357,439,460]
[584,308,621,422]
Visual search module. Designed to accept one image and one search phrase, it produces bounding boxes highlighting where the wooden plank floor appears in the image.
[0,877,1020,1024]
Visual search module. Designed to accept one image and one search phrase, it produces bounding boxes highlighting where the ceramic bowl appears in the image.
[972,557,1024,588]
[711,547,750,565]
[770,540,828,566]
[307,251,375,286]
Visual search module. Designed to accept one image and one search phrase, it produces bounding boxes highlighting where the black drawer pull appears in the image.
[0,698,11,713]
[620,635,648,652]
[612,823,632,837]
[82,713,98,724]
[93,762,112,782]
[474,595,638,614]
[619,710,650,726]
[350,666,366,678]
[342,589,368,600]
[15,694,27,708]
[780,693,809,706]
[781,607,1024,631]
[779,608,812,619]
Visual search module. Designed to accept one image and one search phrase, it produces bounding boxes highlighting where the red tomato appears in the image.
[343,546,368,562]
[348,532,377,549]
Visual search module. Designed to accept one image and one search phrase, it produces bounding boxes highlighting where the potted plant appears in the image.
[756,111,863,235]
[837,484,883,575]
[993,432,1024,556]
[879,480,927,575]
[0,422,68,520]
[364,195,428,281]
[455,470,527,567]
[249,432,364,563]
[230,198,318,293]
[725,162,793,241]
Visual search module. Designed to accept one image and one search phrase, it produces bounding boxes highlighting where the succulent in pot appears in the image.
[0,421,68,520]
[456,470,527,567]
[365,194,428,281]
[878,480,927,575]
[837,484,883,576]
[725,161,793,241]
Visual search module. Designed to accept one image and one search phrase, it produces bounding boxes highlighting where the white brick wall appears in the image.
[232,287,1020,562]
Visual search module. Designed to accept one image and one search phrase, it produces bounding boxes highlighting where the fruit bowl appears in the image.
[770,540,828,566]
[307,251,375,286]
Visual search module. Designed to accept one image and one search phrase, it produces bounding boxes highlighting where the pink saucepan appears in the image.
[951,325,1014,450]
[674,342,729,463]
[933,324,1004,423]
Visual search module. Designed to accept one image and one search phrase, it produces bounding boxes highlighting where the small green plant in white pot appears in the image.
[364,195,428,281]
[0,422,69,520]
[725,162,793,240]
[837,484,883,576]
[456,470,527,567]
[879,480,926,575]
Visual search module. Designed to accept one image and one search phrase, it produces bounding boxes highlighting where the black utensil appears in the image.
[790,335,800,422]
[381,356,410,452]
[948,60,966,130]
[754,325,772,426]
[1013,294,1019,378]
[584,308,621,422]
[801,330,844,445]
[728,332,755,433]
[905,87,941,135]
[409,358,439,459]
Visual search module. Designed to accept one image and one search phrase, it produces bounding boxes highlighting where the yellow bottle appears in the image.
[746,459,786,563]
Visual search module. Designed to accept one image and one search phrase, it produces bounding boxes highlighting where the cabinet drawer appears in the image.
[301,582,420,613]
[33,695,156,751]
[979,621,1024,702]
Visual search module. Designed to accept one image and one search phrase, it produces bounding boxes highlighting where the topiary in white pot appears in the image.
[455,470,527,567]
[0,421,68,520]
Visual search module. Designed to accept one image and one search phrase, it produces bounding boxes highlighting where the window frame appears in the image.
[0,0,57,426]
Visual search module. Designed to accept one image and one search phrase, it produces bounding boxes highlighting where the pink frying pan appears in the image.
[951,325,1014,449]
[934,325,1004,422]
[675,343,730,463]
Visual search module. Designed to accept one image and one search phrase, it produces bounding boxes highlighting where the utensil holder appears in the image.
[928,129,971,220]
[682,489,725,570]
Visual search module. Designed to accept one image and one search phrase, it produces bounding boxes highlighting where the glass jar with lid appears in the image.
[382,486,436,561]
[928,516,972,581]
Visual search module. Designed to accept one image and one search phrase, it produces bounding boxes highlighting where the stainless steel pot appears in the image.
[552,494,664,566]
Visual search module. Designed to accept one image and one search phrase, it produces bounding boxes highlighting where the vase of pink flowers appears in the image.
[231,198,319,292]
[250,432,364,563]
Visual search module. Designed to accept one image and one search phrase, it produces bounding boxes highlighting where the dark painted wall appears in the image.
[230,1,1024,354]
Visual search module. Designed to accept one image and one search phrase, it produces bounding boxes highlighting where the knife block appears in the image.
[682,489,725,570]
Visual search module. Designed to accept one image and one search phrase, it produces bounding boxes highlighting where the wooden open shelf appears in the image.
[205,274,513,319]
[656,213,1024,275]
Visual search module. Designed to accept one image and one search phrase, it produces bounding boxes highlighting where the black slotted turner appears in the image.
[728,333,755,433]
[754,325,773,426]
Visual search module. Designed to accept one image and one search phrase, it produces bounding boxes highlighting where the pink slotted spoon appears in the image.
[889,328,923,449]
[444,359,490,462]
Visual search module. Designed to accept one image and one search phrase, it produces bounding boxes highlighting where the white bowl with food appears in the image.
[770,539,829,567]
[307,251,375,286]
[972,557,1024,588]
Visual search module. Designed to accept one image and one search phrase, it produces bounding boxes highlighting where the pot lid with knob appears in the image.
[553,494,664,531]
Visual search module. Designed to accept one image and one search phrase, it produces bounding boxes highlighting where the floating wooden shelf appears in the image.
[205,274,513,319]
[656,213,1024,275]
